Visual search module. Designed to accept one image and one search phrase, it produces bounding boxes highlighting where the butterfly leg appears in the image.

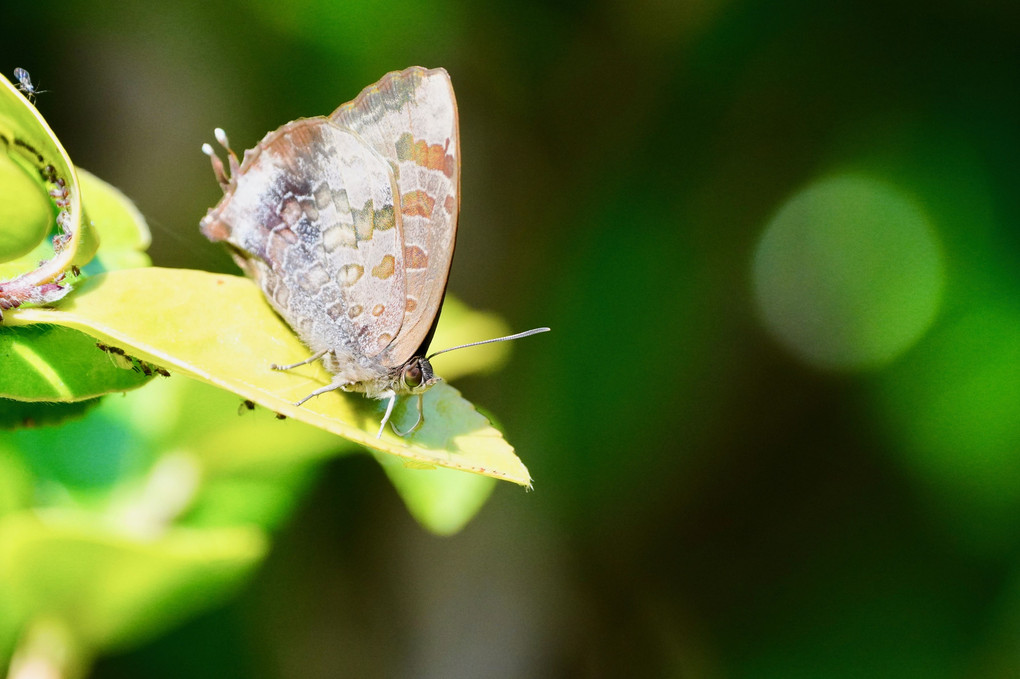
[271,349,329,372]
[293,378,347,406]
[390,393,424,437]
[376,390,397,438]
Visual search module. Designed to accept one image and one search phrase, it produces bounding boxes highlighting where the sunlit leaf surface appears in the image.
[7,268,531,486]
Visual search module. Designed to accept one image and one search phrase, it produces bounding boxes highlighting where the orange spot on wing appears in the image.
[396,133,456,178]
[427,144,446,173]
[338,263,364,286]
[402,190,435,218]
[372,254,396,279]
[404,245,428,269]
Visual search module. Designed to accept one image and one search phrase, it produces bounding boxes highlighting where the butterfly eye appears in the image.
[403,363,424,389]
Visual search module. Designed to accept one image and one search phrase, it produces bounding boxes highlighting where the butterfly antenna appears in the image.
[201,142,229,188]
[214,128,241,172]
[203,128,241,189]
[427,327,550,360]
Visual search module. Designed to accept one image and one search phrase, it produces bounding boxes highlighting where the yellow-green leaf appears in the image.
[377,456,498,536]
[0,153,51,263]
[0,509,266,652]
[78,168,152,271]
[0,71,97,285]
[8,268,532,486]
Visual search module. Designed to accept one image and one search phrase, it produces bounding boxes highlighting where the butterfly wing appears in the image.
[331,66,460,364]
[200,118,409,381]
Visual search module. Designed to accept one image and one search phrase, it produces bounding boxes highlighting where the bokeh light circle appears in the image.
[752,174,944,370]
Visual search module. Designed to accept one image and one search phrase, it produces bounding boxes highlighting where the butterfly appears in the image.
[200,66,547,437]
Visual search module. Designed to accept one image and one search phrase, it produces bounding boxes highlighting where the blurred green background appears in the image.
[4,0,1020,676]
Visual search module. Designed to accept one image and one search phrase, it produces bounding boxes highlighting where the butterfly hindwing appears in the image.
[201,118,408,371]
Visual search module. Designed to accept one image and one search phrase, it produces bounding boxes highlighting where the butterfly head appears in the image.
[396,355,439,395]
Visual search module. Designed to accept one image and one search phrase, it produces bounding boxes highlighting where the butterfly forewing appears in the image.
[331,67,460,363]
[201,119,408,372]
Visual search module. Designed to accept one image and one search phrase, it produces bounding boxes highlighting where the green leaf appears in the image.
[7,268,532,486]
[0,398,99,431]
[2,398,149,495]
[146,376,497,534]
[378,457,498,535]
[0,71,97,296]
[0,153,51,263]
[0,130,153,406]
[0,509,267,652]
[109,375,343,530]
[0,324,152,402]
[0,364,349,665]
[126,374,347,474]
[0,450,31,517]
[77,168,152,272]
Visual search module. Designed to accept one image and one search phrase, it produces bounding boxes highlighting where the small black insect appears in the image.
[96,342,126,356]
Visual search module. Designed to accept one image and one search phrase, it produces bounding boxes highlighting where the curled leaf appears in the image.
[0,71,98,319]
